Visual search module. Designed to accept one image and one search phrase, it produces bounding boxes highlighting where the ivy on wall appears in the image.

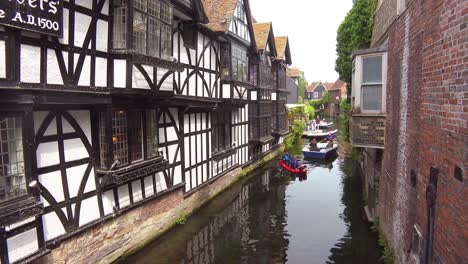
[335,0,377,96]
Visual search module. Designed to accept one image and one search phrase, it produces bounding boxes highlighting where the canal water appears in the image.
[118,121,382,264]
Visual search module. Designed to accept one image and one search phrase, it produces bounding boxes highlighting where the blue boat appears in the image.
[302,143,339,159]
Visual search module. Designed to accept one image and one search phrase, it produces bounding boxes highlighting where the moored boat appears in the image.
[278,160,307,175]
[302,129,338,139]
[302,142,339,159]
[318,121,333,129]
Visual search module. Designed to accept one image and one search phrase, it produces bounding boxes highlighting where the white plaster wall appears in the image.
[39,171,64,202]
[47,50,68,85]
[66,164,88,198]
[75,196,100,226]
[114,59,126,88]
[222,84,231,98]
[75,0,93,9]
[20,45,41,83]
[173,165,182,185]
[102,190,115,216]
[251,91,257,101]
[155,173,167,192]
[7,228,38,263]
[67,110,92,143]
[157,68,173,91]
[60,8,69,45]
[132,181,143,203]
[42,211,66,240]
[63,139,88,162]
[0,41,6,78]
[117,185,130,208]
[74,13,91,48]
[144,176,154,197]
[76,54,91,86]
[36,142,60,168]
[95,57,107,87]
[188,72,196,96]
[96,20,108,52]
[132,65,152,89]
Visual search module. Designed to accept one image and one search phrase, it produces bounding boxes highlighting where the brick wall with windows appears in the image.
[375,0,467,262]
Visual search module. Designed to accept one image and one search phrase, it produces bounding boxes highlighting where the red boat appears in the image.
[278,160,307,175]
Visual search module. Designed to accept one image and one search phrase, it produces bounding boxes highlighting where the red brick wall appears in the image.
[377,0,467,263]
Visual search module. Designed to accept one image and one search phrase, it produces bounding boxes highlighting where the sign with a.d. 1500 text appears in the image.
[0,0,63,37]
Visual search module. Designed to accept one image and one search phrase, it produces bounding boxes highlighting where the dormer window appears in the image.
[113,0,173,60]
[230,0,250,41]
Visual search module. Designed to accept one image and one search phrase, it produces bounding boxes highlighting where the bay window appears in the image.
[221,43,248,82]
[352,50,387,113]
[100,109,159,169]
[361,56,383,111]
[0,115,26,202]
[113,0,173,60]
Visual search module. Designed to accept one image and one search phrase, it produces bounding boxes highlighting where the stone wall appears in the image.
[34,148,284,264]
[375,0,467,263]
[350,114,386,148]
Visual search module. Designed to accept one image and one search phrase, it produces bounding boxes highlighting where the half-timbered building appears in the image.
[249,22,276,157]
[0,0,291,263]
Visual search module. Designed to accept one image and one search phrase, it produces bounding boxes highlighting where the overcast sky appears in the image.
[249,0,353,84]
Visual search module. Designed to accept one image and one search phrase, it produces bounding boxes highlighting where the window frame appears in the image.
[352,52,387,114]
[361,54,383,113]
[112,0,174,60]
[99,109,159,170]
[211,111,232,153]
[0,112,32,205]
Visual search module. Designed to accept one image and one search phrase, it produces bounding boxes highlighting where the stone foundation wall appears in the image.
[34,148,284,264]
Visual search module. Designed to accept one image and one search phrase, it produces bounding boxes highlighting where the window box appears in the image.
[0,196,43,227]
[211,147,236,161]
[96,156,168,188]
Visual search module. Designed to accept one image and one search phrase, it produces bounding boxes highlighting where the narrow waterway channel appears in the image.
[118,120,382,264]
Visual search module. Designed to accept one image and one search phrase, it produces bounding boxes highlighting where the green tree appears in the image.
[297,72,307,102]
[297,96,304,104]
[335,0,377,96]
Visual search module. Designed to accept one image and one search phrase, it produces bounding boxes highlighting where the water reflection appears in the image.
[121,138,381,264]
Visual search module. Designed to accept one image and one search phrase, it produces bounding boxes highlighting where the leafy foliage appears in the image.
[309,91,331,111]
[340,98,351,113]
[297,72,307,102]
[371,217,395,264]
[175,215,187,225]
[297,96,304,104]
[304,104,316,120]
[285,118,306,151]
[335,0,377,96]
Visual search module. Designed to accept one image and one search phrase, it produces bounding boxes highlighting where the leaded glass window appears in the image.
[0,116,26,202]
[100,110,158,169]
[113,0,173,60]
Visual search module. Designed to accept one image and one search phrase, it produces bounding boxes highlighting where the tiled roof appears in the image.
[329,80,347,90]
[201,0,239,32]
[306,82,319,93]
[323,82,334,90]
[287,67,301,78]
[275,36,288,60]
[253,23,272,50]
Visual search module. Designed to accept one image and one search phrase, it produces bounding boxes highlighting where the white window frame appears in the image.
[313,91,318,98]
[352,52,387,114]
